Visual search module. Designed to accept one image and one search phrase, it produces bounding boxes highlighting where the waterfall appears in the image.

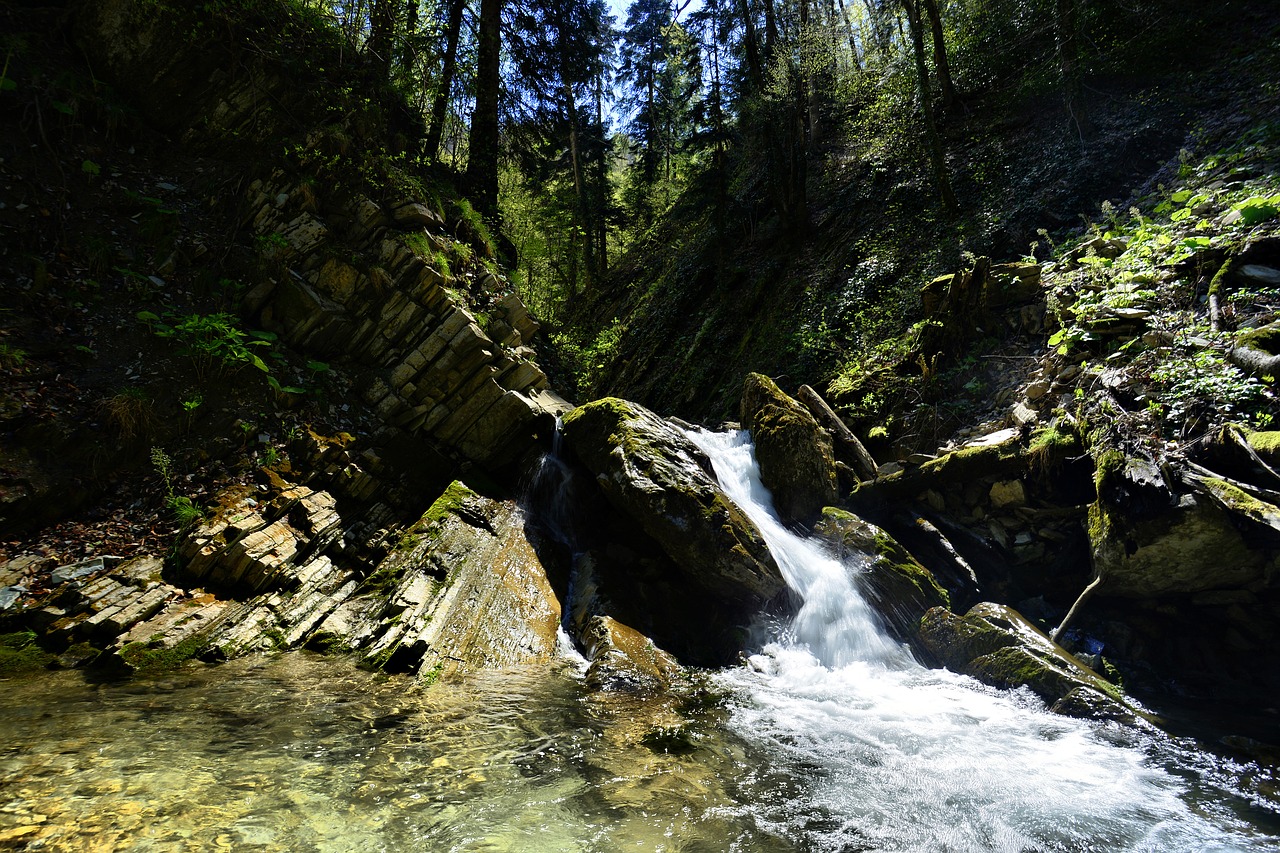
[686,427,1276,853]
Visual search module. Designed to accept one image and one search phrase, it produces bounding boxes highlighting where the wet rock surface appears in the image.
[740,373,838,526]
[917,603,1133,721]
[561,398,784,609]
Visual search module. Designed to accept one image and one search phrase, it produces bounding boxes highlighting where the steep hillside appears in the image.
[563,1,1280,431]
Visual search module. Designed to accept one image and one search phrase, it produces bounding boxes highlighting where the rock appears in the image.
[740,373,838,525]
[0,586,23,611]
[359,482,563,679]
[795,384,879,481]
[581,615,681,692]
[989,479,1027,508]
[1010,401,1038,427]
[813,508,949,646]
[1090,489,1264,597]
[1239,264,1280,287]
[51,556,119,585]
[561,398,784,608]
[390,201,442,229]
[1025,380,1050,401]
[984,262,1042,308]
[917,603,1132,720]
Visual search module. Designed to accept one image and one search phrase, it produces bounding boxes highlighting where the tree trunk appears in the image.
[835,0,861,71]
[367,0,398,80]
[467,0,501,216]
[1055,0,1090,141]
[920,0,956,115]
[902,0,956,212]
[426,0,465,162]
[594,70,609,279]
[736,0,764,91]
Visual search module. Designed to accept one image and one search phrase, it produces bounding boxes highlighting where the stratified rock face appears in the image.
[740,373,837,526]
[342,482,563,678]
[813,508,949,645]
[561,398,784,609]
[917,603,1132,721]
[12,477,561,680]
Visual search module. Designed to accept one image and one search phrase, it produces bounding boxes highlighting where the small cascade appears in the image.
[686,427,912,669]
[521,416,592,637]
[686,426,1278,852]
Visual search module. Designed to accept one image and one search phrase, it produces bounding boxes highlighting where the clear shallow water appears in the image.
[0,655,791,852]
[1,431,1276,852]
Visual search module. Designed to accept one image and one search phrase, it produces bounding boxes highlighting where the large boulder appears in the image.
[1089,474,1264,598]
[740,373,838,525]
[917,603,1133,721]
[812,508,949,646]
[561,398,784,609]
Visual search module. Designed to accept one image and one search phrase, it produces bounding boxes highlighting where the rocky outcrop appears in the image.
[5,474,562,680]
[740,373,838,526]
[241,173,568,471]
[813,508,949,646]
[917,603,1132,721]
[561,398,784,609]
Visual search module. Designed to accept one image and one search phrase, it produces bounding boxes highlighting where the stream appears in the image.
[1,431,1277,851]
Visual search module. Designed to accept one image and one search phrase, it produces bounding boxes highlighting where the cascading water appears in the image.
[686,427,1279,853]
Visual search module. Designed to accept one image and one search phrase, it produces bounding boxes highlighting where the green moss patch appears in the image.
[0,631,57,675]
[117,635,206,673]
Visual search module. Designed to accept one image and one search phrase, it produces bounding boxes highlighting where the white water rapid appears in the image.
[686,428,1278,853]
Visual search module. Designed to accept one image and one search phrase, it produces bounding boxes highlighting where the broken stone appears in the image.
[990,480,1027,508]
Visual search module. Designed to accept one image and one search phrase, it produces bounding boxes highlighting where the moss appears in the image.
[1207,257,1234,296]
[423,480,477,524]
[871,532,951,610]
[1235,323,1280,355]
[918,436,1022,481]
[306,632,352,656]
[364,481,478,596]
[1092,448,1126,493]
[0,630,57,675]
[1201,478,1280,523]
[560,397,636,431]
[1247,430,1280,462]
[117,634,206,673]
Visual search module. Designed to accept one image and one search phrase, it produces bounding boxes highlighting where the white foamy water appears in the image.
[687,428,1278,853]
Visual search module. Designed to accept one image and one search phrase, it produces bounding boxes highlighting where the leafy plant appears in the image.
[0,343,26,370]
[150,446,204,531]
[137,311,272,379]
[1230,194,1280,226]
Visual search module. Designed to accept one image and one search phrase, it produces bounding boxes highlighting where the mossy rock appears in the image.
[1247,431,1280,466]
[1088,489,1263,597]
[0,630,58,676]
[813,508,949,645]
[740,373,837,525]
[562,398,783,608]
[116,634,207,673]
[917,603,1131,720]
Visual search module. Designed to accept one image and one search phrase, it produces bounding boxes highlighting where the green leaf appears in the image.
[1182,237,1212,249]
[81,160,101,176]
[248,330,278,342]
[51,100,73,115]
[1170,190,1192,203]
[1048,330,1067,346]
[306,359,330,373]
[1170,207,1193,222]
[1233,196,1280,226]
[250,354,269,372]
[136,311,161,323]
[0,78,15,92]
